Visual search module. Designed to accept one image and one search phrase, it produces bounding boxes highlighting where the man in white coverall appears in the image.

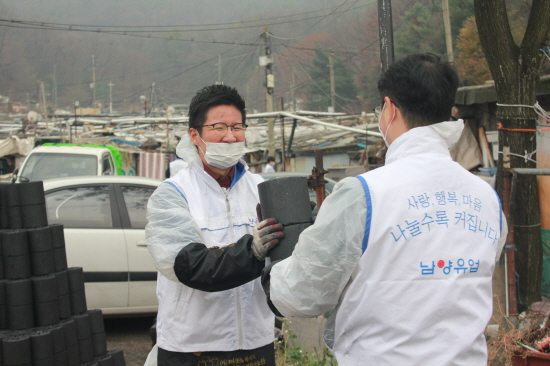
[146,84,284,366]
[263,54,508,366]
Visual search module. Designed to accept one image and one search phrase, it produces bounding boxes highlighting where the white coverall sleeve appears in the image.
[269,177,366,317]
[146,182,202,282]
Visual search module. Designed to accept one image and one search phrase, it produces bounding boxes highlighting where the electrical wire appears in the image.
[112,46,242,103]
[0,21,261,46]
[497,102,550,124]
[0,3,367,30]
[284,48,350,112]
[3,0,383,112]
[271,0,353,41]
[497,150,550,169]
[108,32,261,105]
[0,3,371,36]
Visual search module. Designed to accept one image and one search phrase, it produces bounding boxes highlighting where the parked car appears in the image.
[42,172,331,316]
[43,175,161,316]
[259,171,337,217]
[15,145,120,183]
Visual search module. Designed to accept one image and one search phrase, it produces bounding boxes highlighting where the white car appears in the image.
[43,175,161,316]
[15,145,118,183]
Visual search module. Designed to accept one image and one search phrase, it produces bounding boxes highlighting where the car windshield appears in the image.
[19,153,98,182]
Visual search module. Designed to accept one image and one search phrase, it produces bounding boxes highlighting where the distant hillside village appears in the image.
[1,75,549,186]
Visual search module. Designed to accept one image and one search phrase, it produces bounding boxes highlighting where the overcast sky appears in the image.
[6,0,350,32]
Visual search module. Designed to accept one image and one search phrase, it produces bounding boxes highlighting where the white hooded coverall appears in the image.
[269,121,507,366]
[146,135,274,353]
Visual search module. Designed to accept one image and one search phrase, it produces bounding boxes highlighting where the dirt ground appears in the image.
[102,315,514,366]
[104,316,156,366]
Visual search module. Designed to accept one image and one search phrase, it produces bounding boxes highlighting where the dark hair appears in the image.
[188,84,246,131]
[267,156,275,163]
[377,54,459,128]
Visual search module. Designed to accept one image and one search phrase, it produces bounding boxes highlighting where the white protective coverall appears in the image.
[168,158,185,177]
[269,121,507,366]
[146,134,274,353]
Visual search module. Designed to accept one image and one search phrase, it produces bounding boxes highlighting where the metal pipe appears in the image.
[287,119,297,158]
[295,110,346,116]
[279,99,286,172]
[503,168,518,317]
[512,168,550,175]
[280,112,383,137]
[248,111,346,119]
[314,150,327,210]
[111,117,188,123]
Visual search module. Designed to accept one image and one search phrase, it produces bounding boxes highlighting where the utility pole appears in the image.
[328,51,336,114]
[72,101,79,144]
[140,95,147,117]
[53,64,57,110]
[290,66,296,111]
[108,81,114,114]
[377,0,395,72]
[40,81,48,126]
[279,97,286,172]
[91,55,96,108]
[149,82,156,116]
[261,25,275,157]
[216,55,222,85]
[442,0,454,63]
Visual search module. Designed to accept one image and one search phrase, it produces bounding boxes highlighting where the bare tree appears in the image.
[474,0,550,308]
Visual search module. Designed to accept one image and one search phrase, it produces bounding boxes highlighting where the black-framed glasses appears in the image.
[202,122,248,136]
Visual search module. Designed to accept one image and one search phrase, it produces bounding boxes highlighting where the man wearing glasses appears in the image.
[146,84,283,366]
[264,54,507,365]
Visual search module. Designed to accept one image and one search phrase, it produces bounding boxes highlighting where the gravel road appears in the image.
[104,316,156,366]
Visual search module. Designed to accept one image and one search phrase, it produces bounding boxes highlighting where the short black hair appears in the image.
[377,54,459,128]
[267,156,275,163]
[188,84,246,131]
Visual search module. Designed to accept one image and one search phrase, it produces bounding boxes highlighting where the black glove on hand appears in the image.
[252,218,284,260]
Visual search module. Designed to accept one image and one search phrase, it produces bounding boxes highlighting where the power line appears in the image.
[111,38,259,104]
[273,0,356,40]
[0,21,260,46]
[0,3,371,36]
[0,2,372,32]
[2,0,387,110]
[1,3,365,29]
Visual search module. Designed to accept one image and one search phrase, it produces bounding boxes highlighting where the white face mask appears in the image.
[198,137,245,169]
[377,102,394,147]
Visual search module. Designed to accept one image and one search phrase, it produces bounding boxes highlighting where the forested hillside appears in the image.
[0,0,542,114]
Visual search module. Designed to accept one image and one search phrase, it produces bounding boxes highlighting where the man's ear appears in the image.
[189,128,200,146]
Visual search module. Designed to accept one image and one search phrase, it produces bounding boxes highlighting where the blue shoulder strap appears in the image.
[495,190,502,234]
[163,181,188,203]
[355,175,372,254]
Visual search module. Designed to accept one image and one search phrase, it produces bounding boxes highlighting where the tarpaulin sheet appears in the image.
[0,136,34,157]
[139,152,166,180]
